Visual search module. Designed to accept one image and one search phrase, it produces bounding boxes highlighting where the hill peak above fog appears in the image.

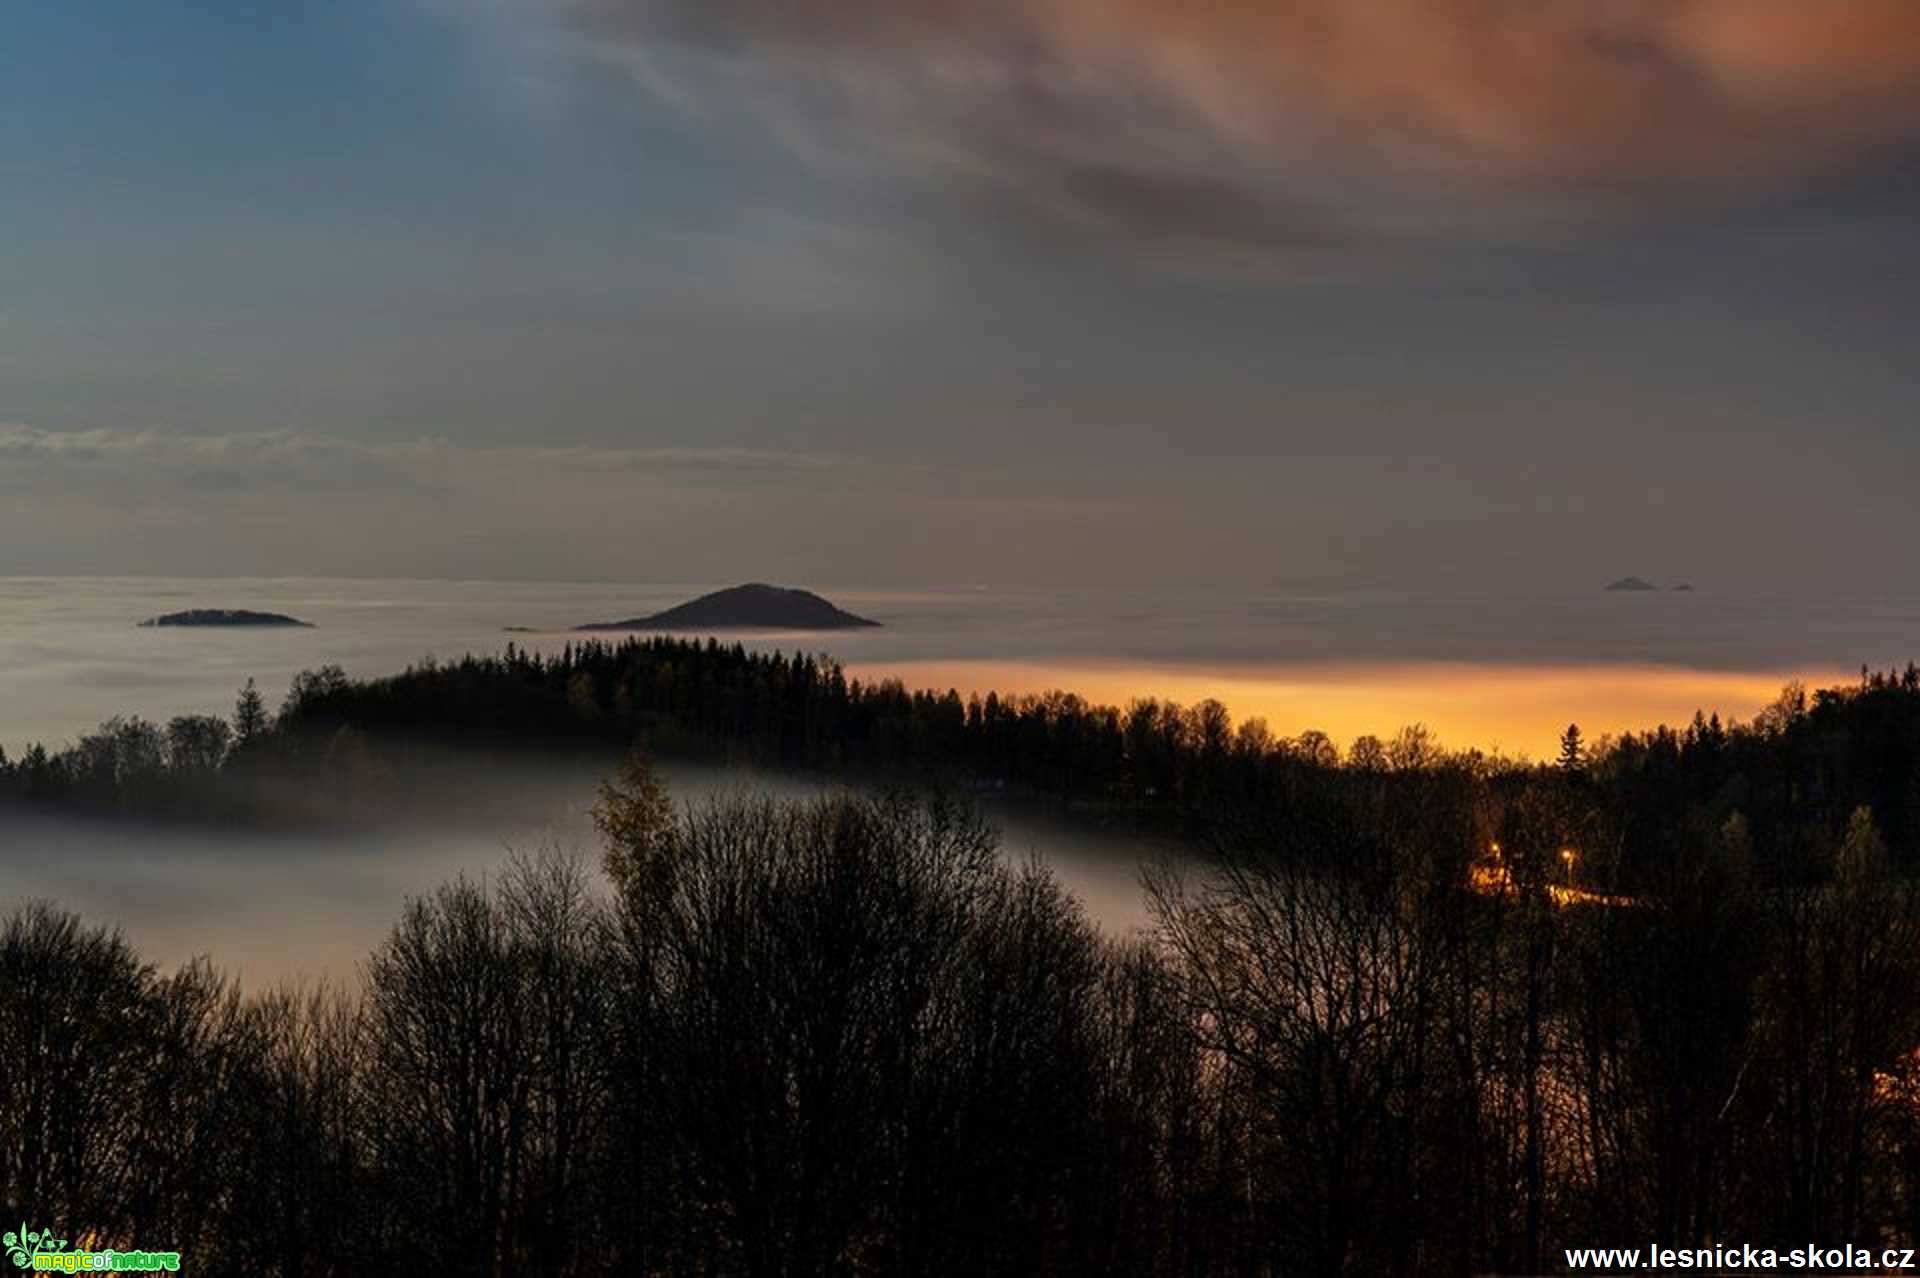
[139,609,313,628]
[578,584,881,632]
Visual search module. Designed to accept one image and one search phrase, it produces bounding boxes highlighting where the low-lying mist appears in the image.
[0,745,1163,984]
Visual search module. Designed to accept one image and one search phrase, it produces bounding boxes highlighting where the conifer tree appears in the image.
[1556,723,1585,773]
[233,678,268,743]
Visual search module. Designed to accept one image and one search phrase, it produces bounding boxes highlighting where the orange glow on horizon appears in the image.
[840,658,1850,761]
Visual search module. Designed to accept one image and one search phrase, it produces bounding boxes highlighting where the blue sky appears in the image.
[3,0,1918,589]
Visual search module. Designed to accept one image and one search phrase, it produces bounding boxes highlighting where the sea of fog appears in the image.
[0,751,1161,986]
[1,575,1913,982]
[4,575,1913,758]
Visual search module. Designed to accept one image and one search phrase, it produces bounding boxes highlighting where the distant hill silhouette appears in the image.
[1604,577,1659,592]
[139,609,313,628]
[577,583,880,632]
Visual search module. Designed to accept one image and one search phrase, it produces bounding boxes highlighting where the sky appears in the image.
[3,0,1918,591]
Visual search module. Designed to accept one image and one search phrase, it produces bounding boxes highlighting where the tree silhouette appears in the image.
[232,678,268,743]
[1557,723,1585,773]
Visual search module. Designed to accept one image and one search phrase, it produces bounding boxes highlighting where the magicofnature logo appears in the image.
[4,1222,179,1272]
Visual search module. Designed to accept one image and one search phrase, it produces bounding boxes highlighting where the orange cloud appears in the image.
[1068,0,1920,177]
[554,0,1920,256]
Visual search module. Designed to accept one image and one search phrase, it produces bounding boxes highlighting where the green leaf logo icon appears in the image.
[6,1224,69,1268]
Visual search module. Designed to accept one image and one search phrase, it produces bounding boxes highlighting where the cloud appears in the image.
[0,424,927,580]
[0,422,1155,583]
[529,0,1920,263]
[0,426,871,510]
[0,425,864,499]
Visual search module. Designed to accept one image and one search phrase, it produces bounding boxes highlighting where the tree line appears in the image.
[7,757,1920,1275]
[3,638,1919,892]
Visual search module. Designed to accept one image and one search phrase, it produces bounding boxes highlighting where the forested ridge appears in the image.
[4,636,1919,888]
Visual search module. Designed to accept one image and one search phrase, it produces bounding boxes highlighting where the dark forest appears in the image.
[6,641,1920,1273]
